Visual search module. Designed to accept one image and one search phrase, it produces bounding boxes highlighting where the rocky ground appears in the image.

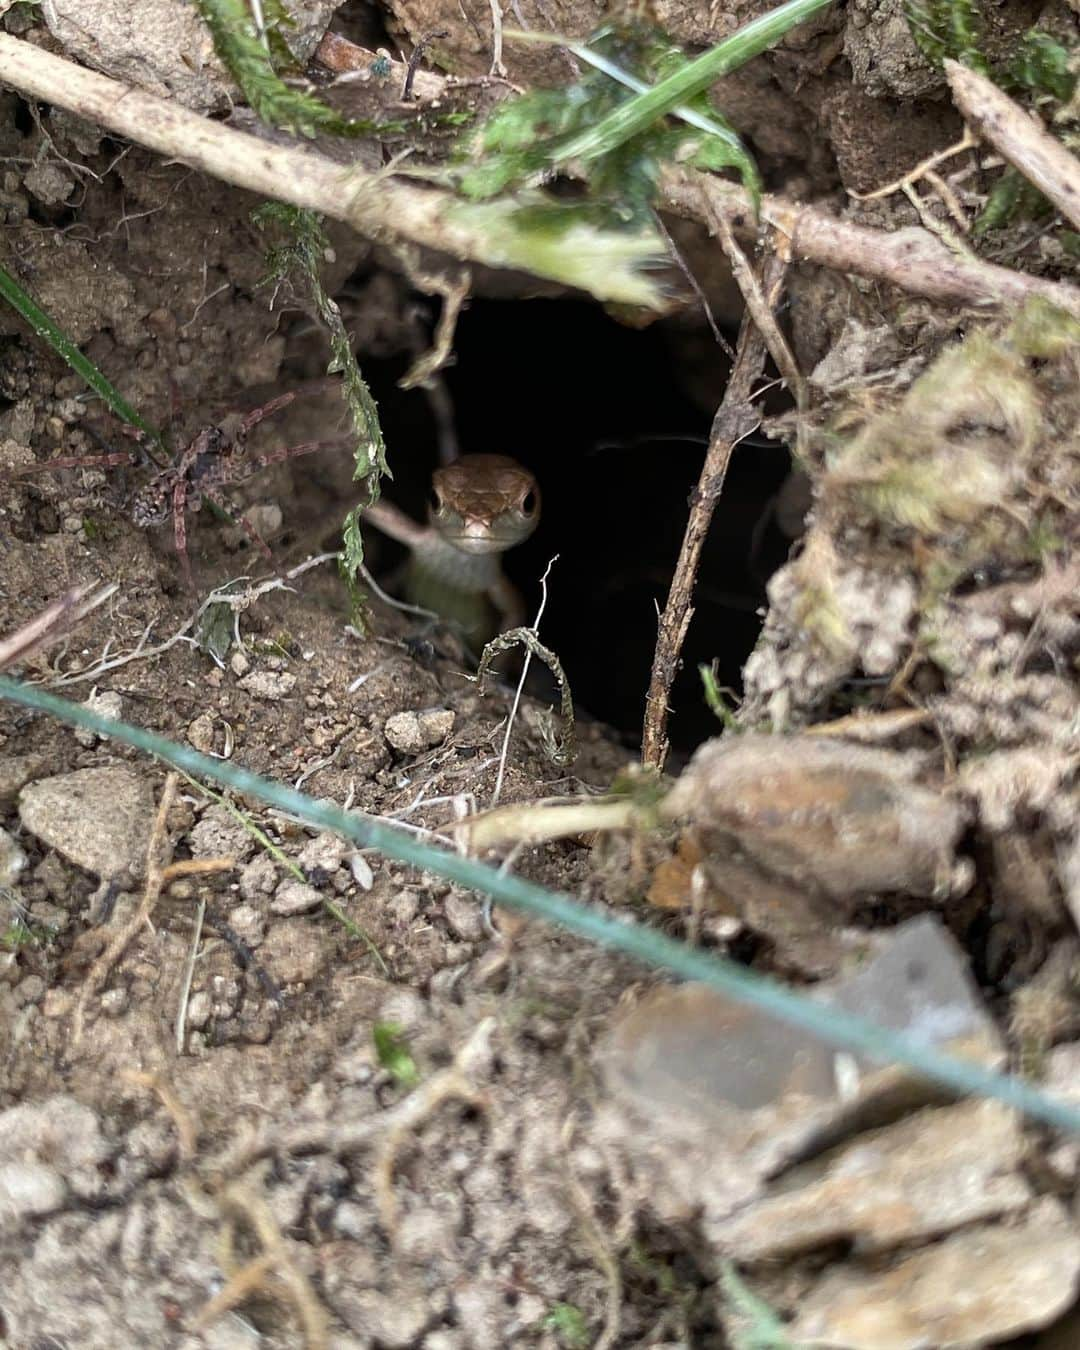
[1,1,1079,1347]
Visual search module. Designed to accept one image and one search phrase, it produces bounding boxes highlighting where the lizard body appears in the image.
[361,454,540,647]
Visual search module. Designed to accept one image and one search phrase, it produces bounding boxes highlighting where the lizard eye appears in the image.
[520,489,538,516]
[429,489,443,514]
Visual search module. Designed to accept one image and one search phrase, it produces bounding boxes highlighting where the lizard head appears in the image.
[430,454,540,556]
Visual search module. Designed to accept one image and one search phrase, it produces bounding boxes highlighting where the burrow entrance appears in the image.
[356,295,798,754]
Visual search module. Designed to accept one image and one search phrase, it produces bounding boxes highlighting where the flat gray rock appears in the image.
[18,766,154,882]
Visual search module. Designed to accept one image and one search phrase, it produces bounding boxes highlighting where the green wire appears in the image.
[4,672,1080,1134]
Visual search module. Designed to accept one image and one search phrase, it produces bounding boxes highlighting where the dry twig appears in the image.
[662,167,1080,318]
[195,1168,329,1349]
[121,1068,199,1161]
[0,581,117,672]
[374,1017,494,1238]
[946,59,1080,232]
[641,250,784,769]
[0,35,641,304]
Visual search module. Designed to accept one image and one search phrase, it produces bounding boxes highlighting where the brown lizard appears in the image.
[361,453,540,648]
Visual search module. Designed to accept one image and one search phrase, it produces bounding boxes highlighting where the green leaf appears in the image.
[373,1022,421,1088]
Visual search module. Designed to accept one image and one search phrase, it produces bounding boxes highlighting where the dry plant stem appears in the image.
[197,1172,329,1348]
[946,60,1080,231]
[705,195,806,410]
[641,256,782,770]
[849,129,978,202]
[72,769,234,1048]
[0,36,547,281]
[374,1017,494,1239]
[121,1069,198,1160]
[0,581,117,672]
[491,554,557,805]
[662,167,1080,318]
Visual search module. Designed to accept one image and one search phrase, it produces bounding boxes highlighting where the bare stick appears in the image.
[946,60,1080,232]
[704,194,806,410]
[641,254,784,770]
[661,166,1080,318]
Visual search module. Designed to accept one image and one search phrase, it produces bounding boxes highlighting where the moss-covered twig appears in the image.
[946,59,1080,231]
[476,627,576,767]
[195,0,384,139]
[255,204,386,581]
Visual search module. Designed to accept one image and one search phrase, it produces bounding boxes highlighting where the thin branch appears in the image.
[945,59,1080,232]
[641,251,784,770]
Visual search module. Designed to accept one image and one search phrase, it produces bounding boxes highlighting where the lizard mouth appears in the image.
[442,529,507,556]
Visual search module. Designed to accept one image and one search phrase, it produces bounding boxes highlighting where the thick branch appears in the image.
[0,34,656,306]
[662,167,1080,318]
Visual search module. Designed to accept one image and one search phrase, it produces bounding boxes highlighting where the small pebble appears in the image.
[186,991,212,1029]
[186,712,216,754]
[0,825,27,887]
[350,853,374,890]
[230,649,251,677]
[42,989,74,1019]
[384,708,455,754]
[74,689,123,747]
[443,890,483,943]
[14,975,44,1006]
[99,987,128,1017]
[239,854,276,901]
[0,1161,65,1219]
[228,903,265,947]
[239,670,296,701]
[270,879,322,916]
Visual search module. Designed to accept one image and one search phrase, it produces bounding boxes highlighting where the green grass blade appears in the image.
[545,0,832,167]
[5,672,1080,1137]
[0,265,157,439]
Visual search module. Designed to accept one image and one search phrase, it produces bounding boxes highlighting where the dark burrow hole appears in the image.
[356,296,798,755]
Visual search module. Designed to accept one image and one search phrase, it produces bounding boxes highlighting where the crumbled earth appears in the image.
[2,1,1080,1347]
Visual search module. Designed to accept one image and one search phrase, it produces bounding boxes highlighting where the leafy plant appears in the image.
[255,203,387,582]
[541,1302,589,1349]
[720,1262,794,1349]
[458,0,832,227]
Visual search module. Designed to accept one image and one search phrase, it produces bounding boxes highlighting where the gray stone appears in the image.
[270,879,323,916]
[0,825,28,887]
[189,805,255,862]
[0,1161,66,1220]
[74,688,123,747]
[384,707,455,754]
[443,890,484,942]
[238,670,296,700]
[18,767,154,881]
